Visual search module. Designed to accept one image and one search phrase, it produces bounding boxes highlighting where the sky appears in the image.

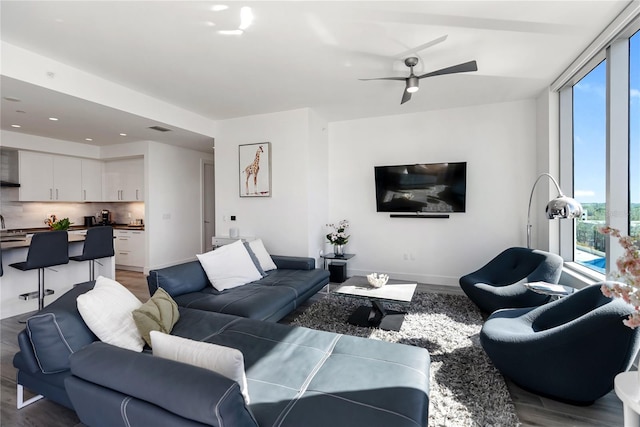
[573,30,639,205]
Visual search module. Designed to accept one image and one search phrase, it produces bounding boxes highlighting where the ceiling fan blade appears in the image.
[401,89,412,104]
[394,35,448,59]
[417,60,478,79]
[359,77,408,81]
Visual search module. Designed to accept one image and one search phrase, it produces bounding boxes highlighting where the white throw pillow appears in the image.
[150,331,250,403]
[77,276,144,352]
[196,239,263,291]
[248,239,277,271]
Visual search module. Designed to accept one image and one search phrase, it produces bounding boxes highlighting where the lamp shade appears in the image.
[527,173,584,249]
[545,195,583,219]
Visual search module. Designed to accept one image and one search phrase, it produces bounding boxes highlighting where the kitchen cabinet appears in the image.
[114,229,144,269]
[103,158,144,201]
[18,151,82,201]
[81,159,102,201]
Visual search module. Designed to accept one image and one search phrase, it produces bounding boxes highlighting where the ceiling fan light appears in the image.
[406,77,419,93]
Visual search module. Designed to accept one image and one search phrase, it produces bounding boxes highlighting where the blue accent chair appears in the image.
[459,247,564,313]
[480,284,640,404]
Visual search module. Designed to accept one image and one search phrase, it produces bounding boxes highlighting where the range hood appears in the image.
[1,149,19,187]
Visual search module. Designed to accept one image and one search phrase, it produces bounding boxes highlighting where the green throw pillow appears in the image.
[132,288,180,347]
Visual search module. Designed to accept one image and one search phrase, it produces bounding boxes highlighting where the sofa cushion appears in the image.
[77,276,144,352]
[151,331,250,403]
[173,268,329,321]
[67,342,257,427]
[248,239,277,271]
[169,307,431,427]
[24,281,97,373]
[132,288,180,347]
[197,240,263,291]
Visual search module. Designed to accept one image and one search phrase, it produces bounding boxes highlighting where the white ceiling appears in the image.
[0,1,631,150]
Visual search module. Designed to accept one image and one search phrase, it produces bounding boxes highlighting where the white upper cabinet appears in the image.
[81,159,103,201]
[53,155,82,201]
[103,158,144,201]
[19,151,81,201]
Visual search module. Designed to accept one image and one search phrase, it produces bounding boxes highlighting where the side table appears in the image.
[320,253,355,287]
[615,371,640,427]
[524,282,575,297]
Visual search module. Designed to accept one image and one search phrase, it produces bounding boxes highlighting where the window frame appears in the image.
[558,20,639,280]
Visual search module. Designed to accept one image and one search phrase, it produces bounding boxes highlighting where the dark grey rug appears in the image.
[291,292,521,427]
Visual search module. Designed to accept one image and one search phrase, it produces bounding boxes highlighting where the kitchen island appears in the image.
[0,231,116,319]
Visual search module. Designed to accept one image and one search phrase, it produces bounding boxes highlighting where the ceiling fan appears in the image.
[360,57,478,104]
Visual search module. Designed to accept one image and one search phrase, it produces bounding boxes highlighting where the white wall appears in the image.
[328,100,537,286]
[215,108,327,257]
[145,141,213,270]
[306,110,329,263]
[534,89,561,252]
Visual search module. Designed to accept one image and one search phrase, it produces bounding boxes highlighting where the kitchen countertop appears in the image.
[0,224,142,250]
[0,233,86,250]
[2,224,144,234]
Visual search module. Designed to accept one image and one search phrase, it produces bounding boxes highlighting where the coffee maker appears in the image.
[100,210,112,225]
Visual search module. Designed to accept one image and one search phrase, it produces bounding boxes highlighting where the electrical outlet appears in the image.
[403,253,409,261]
[410,253,416,261]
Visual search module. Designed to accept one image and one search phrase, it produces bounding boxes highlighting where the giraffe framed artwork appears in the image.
[239,142,272,197]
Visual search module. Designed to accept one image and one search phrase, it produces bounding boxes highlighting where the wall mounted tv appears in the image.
[374,162,467,213]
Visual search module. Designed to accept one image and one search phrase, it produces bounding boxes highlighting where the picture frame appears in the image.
[239,142,272,197]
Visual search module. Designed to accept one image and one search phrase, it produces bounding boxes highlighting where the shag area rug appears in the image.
[291,292,521,427]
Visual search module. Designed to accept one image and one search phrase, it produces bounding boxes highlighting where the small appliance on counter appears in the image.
[84,216,97,227]
[100,210,112,225]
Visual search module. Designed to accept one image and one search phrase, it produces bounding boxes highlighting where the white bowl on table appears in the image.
[367,273,389,288]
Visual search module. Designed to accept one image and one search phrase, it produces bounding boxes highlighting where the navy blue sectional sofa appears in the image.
[147,255,330,321]
[13,281,431,427]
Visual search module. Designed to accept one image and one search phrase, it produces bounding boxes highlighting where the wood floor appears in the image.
[0,273,625,426]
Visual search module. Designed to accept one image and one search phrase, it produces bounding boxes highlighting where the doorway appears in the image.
[203,161,215,252]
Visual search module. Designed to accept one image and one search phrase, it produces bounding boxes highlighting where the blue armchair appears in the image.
[459,247,563,313]
[480,284,640,404]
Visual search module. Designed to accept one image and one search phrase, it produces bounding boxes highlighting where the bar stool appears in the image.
[10,231,69,310]
[70,226,114,280]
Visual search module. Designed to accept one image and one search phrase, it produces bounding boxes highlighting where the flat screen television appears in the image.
[374,162,467,213]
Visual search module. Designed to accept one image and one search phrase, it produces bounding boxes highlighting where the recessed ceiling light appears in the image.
[49,117,59,121]
[119,133,127,136]
[85,138,93,141]
[218,29,243,36]
[3,96,21,102]
[211,5,228,12]
[11,124,21,128]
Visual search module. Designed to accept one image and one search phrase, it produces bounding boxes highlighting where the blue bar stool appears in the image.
[10,231,69,310]
[70,226,115,280]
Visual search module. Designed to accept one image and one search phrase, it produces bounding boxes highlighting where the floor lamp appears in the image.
[527,173,583,249]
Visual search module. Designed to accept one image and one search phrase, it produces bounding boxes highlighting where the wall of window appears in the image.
[559,21,639,277]
[631,30,639,239]
[573,60,607,273]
